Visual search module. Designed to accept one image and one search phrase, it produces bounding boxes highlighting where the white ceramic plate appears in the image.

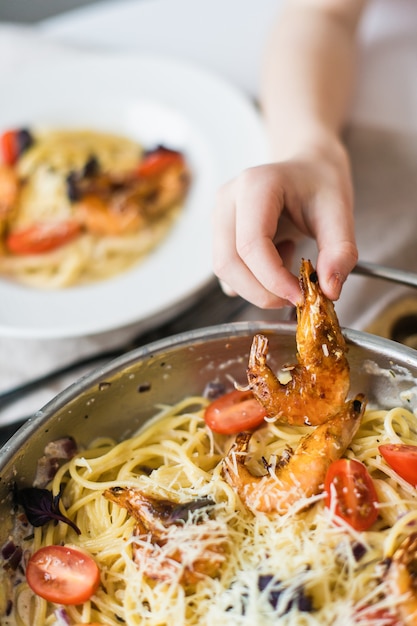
[0,51,266,338]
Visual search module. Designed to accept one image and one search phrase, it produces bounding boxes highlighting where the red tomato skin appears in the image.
[26,545,100,605]
[6,220,81,255]
[0,130,19,165]
[354,607,400,625]
[379,444,417,486]
[136,147,184,178]
[204,389,267,434]
[324,459,379,531]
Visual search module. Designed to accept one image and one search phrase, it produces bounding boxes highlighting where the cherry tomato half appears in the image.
[26,545,100,605]
[1,128,34,165]
[324,458,379,531]
[204,389,267,435]
[379,443,417,486]
[0,130,19,165]
[136,147,184,178]
[6,220,81,255]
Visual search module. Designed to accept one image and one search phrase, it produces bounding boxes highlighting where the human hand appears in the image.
[212,146,358,308]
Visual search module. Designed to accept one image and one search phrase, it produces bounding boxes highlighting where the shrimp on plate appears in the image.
[247,258,350,426]
[72,146,190,236]
[104,487,228,589]
[222,394,366,514]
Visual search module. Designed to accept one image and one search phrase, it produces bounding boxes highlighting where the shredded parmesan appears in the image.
[3,400,417,625]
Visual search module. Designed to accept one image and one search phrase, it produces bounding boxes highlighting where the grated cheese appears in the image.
[2,399,417,625]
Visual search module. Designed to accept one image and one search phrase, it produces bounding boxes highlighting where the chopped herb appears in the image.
[257,575,314,614]
[1,540,23,571]
[352,541,367,562]
[167,497,216,524]
[203,381,226,401]
[81,154,100,178]
[15,487,80,535]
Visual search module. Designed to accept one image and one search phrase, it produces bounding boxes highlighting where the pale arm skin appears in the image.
[212,0,368,307]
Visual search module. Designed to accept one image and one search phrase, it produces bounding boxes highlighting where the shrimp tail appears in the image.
[246,334,286,416]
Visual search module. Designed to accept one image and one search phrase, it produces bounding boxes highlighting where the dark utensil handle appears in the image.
[0,282,249,415]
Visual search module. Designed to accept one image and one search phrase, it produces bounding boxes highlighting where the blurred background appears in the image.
[0,0,97,22]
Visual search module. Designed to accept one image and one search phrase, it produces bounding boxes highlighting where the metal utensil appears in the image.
[352,261,417,289]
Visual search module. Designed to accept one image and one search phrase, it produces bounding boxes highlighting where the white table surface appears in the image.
[40,0,417,133]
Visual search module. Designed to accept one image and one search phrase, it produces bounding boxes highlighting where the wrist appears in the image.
[267,123,348,164]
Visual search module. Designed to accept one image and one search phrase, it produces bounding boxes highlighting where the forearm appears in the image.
[212,0,367,307]
[261,0,367,159]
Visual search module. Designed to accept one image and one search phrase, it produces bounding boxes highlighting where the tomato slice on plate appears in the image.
[0,129,33,165]
[136,146,185,178]
[0,130,19,165]
[324,458,379,531]
[204,389,267,434]
[6,220,82,255]
[26,545,100,605]
[379,443,417,486]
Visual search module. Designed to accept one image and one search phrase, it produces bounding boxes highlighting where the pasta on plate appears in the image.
[0,127,190,289]
[2,396,417,626]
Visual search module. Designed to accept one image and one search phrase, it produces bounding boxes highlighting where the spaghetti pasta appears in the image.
[3,396,417,625]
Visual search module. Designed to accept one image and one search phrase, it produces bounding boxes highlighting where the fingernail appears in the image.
[328,272,345,299]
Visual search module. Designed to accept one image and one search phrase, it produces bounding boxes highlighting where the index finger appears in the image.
[234,168,302,305]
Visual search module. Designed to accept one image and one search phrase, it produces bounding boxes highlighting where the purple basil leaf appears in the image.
[167,497,216,524]
[203,381,226,401]
[16,487,80,535]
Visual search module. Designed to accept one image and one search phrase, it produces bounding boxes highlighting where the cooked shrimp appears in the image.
[72,154,189,236]
[104,487,228,588]
[386,532,417,623]
[247,258,350,426]
[73,194,146,236]
[222,394,366,515]
[138,157,190,219]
